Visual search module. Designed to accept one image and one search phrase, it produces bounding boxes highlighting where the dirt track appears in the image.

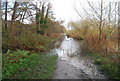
[52,36,106,79]
[52,58,88,79]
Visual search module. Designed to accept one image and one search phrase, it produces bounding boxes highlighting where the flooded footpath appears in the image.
[51,36,106,79]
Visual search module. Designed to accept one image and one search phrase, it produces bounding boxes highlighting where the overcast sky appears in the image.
[2,0,119,29]
[50,0,119,28]
[50,0,95,26]
[50,0,79,27]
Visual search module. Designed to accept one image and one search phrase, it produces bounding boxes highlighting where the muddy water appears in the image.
[52,36,106,79]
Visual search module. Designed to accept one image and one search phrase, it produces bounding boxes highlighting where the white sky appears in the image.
[2,0,119,28]
[50,0,90,26]
[50,0,119,28]
[50,0,79,27]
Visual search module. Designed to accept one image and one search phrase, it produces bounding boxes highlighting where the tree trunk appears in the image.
[5,1,8,29]
[118,1,120,51]
[45,3,50,18]
[36,12,39,33]
[11,2,18,33]
[99,0,103,40]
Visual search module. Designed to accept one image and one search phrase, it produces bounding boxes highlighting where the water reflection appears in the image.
[53,36,106,79]
[57,36,80,58]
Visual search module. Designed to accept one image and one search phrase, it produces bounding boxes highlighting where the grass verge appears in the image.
[87,52,120,80]
[2,49,57,79]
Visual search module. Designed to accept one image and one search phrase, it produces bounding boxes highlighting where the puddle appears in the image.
[52,36,106,79]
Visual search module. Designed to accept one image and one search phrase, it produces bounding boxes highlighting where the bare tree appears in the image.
[74,0,118,40]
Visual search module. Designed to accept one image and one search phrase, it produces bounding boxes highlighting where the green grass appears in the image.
[2,50,57,79]
[87,53,120,80]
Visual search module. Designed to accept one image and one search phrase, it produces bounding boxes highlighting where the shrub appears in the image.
[2,31,53,53]
[81,35,116,54]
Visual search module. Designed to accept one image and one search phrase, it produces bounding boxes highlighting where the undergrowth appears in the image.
[2,32,54,53]
[2,50,57,79]
[88,53,120,80]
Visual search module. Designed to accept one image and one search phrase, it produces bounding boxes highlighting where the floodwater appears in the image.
[52,36,106,79]
[57,36,80,59]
